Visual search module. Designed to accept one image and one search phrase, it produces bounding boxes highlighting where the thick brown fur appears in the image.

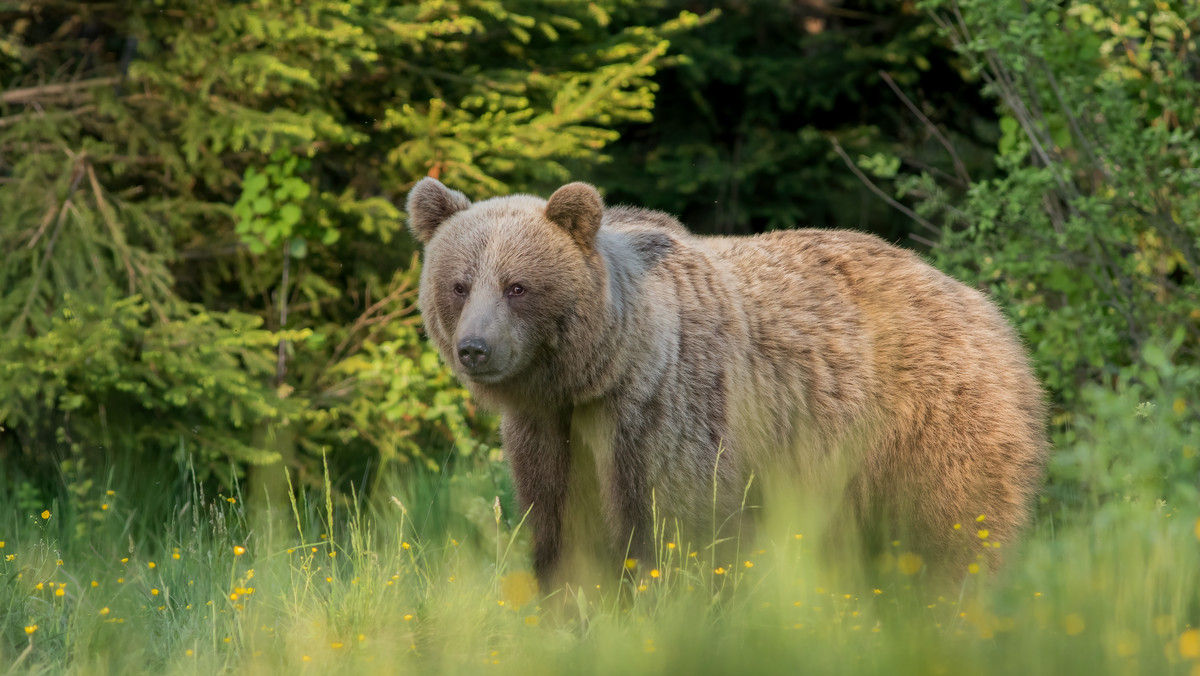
[405,178,1048,589]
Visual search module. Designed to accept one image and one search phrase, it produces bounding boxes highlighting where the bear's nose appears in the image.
[457,337,492,369]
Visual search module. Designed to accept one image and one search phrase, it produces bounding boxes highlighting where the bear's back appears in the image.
[694,227,1042,459]
[696,228,1020,381]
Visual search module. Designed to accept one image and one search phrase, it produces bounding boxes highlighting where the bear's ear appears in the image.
[405,177,472,243]
[545,182,603,248]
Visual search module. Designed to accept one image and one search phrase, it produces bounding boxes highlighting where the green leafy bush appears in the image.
[1047,337,1200,515]
[0,1,696,500]
[909,0,1200,406]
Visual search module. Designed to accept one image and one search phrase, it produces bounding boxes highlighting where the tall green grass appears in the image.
[2,359,1198,675]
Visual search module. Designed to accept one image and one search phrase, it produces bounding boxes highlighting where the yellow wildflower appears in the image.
[41,510,50,520]
[897,552,924,576]
[1063,614,1085,636]
[25,625,37,635]
[1180,629,1200,659]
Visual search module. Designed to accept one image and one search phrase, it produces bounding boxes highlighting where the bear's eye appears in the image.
[452,283,467,297]
[507,283,525,297]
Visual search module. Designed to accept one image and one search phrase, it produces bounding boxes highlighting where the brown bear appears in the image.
[405,178,1048,588]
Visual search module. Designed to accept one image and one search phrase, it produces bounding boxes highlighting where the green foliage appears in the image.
[1,422,1198,675]
[233,152,327,257]
[907,0,1200,405]
[1046,337,1200,514]
[0,0,693,495]
[0,292,308,475]
[590,0,995,241]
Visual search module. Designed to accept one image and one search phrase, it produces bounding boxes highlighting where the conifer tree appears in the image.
[0,1,700,499]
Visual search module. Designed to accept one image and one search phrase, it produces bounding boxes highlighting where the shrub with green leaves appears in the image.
[234,152,329,257]
[906,0,1200,406]
[0,0,698,502]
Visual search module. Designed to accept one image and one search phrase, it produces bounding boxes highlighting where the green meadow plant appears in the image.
[2,362,1198,675]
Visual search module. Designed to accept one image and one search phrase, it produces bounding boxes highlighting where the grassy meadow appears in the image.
[3,385,1200,676]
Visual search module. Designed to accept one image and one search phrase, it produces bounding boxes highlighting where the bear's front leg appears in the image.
[500,410,571,586]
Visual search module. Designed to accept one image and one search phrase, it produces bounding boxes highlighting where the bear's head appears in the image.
[405,178,606,402]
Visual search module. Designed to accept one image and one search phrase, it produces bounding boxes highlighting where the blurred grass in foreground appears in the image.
[2,353,1199,675]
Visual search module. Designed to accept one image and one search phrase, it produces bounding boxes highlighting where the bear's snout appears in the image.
[457,336,492,370]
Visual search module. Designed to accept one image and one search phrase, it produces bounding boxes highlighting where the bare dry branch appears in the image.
[878,70,971,185]
[828,136,941,239]
[0,77,120,104]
